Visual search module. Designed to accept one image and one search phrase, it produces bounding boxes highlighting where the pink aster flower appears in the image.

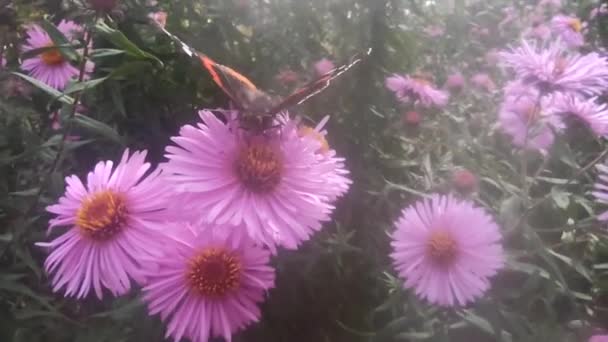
[164,110,350,250]
[498,6,517,30]
[36,150,170,299]
[551,15,585,48]
[500,40,608,96]
[423,25,444,37]
[385,74,449,108]
[470,73,496,92]
[524,23,551,41]
[141,224,274,342]
[21,20,93,90]
[590,334,608,342]
[498,88,564,152]
[390,194,504,307]
[548,93,608,136]
[444,72,465,92]
[296,115,352,201]
[590,4,608,20]
[313,58,335,76]
[149,11,168,28]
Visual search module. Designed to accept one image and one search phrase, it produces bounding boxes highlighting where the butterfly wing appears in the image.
[199,54,271,111]
[150,19,269,110]
[267,48,372,115]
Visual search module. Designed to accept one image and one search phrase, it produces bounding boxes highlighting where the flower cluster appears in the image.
[498,39,608,152]
[38,107,350,341]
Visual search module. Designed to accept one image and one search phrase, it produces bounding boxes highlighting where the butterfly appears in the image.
[150,19,371,133]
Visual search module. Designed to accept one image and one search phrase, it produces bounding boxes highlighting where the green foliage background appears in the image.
[3,0,608,341]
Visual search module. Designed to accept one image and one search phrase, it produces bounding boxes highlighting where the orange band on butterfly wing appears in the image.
[200,54,227,90]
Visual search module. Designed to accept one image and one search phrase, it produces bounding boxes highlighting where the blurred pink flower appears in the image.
[1,56,5,68]
[314,58,335,76]
[49,111,83,140]
[500,40,608,96]
[548,93,608,136]
[444,72,465,92]
[391,194,504,306]
[525,23,551,40]
[402,110,422,127]
[590,334,608,342]
[470,73,496,92]
[21,20,94,90]
[424,25,444,37]
[385,74,449,108]
[551,15,584,48]
[451,169,478,195]
[498,88,564,152]
[149,11,167,28]
[590,4,608,20]
[499,6,517,30]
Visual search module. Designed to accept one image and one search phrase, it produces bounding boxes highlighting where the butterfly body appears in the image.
[152,20,370,133]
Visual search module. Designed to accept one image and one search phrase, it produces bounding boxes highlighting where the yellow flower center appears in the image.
[186,248,242,297]
[234,143,283,193]
[298,126,329,154]
[426,230,458,265]
[569,19,582,32]
[40,45,64,66]
[75,190,128,240]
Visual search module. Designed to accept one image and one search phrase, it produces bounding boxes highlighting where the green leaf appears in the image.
[0,274,54,310]
[73,114,123,144]
[108,61,153,80]
[64,77,108,95]
[395,331,433,340]
[546,248,592,282]
[39,20,79,62]
[90,48,125,59]
[109,82,127,117]
[94,22,163,66]
[8,188,40,197]
[11,72,74,105]
[550,187,570,209]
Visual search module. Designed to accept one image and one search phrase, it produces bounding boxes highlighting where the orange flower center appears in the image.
[426,230,458,265]
[413,77,431,86]
[40,45,64,66]
[298,126,329,154]
[235,143,282,193]
[75,190,128,240]
[187,248,242,297]
[568,19,582,32]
